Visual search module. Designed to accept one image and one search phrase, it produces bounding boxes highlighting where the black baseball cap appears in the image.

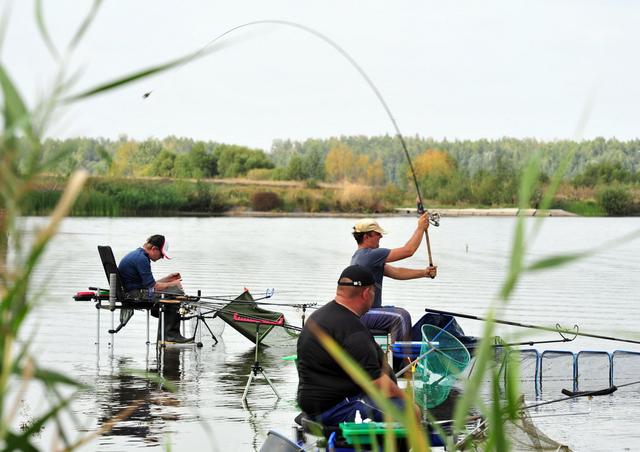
[147,234,171,259]
[337,265,375,287]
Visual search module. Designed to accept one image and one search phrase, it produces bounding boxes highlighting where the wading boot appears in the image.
[158,304,194,344]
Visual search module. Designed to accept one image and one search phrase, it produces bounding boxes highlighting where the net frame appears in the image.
[414,324,471,409]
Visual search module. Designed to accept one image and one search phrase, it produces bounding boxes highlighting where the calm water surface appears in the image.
[15,216,640,451]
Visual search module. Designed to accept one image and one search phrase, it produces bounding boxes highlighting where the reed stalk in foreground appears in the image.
[1,1,223,449]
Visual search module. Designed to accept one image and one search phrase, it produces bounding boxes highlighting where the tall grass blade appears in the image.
[0,64,35,139]
[0,3,11,55]
[65,44,223,103]
[453,315,494,430]
[68,0,103,52]
[526,252,591,272]
[500,154,541,301]
[35,0,60,61]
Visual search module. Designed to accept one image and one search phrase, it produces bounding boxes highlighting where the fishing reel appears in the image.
[428,212,440,227]
[416,202,441,227]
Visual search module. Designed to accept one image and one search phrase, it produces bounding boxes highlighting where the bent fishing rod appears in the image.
[142,19,440,268]
[523,379,640,411]
[424,307,640,345]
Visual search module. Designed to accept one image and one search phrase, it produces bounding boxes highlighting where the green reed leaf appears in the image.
[64,43,221,103]
[525,252,590,272]
[0,3,10,55]
[68,0,103,52]
[35,0,60,61]
[489,367,509,451]
[13,395,71,439]
[0,64,34,139]
[124,368,178,393]
[3,431,39,452]
[31,367,84,387]
[454,313,495,431]
[518,151,541,210]
[503,347,521,420]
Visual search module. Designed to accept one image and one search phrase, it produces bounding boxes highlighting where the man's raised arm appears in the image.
[386,213,429,263]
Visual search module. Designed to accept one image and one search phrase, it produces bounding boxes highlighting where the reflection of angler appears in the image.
[96,363,156,443]
[158,347,182,381]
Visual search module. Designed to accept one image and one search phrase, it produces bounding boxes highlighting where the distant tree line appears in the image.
[40,135,639,214]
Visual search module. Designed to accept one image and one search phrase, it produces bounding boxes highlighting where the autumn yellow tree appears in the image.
[412,149,455,180]
[411,149,457,198]
[366,158,385,186]
[109,142,139,177]
[325,144,383,184]
[325,144,356,182]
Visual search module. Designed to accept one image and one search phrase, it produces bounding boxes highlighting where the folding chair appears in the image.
[96,245,155,345]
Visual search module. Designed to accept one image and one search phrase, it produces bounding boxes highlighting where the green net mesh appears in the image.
[415,324,471,409]
[216,291,284,345]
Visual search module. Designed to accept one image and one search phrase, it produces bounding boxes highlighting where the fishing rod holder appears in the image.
[293,302,317,326]
[234,313,284,404]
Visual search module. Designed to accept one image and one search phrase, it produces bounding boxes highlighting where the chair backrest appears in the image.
[97,245,125,302]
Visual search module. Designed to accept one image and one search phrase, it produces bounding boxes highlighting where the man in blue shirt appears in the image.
[351,216,437,343]
[118,234,192,344]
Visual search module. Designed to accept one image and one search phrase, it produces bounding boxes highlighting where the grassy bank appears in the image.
[21,176,639,216]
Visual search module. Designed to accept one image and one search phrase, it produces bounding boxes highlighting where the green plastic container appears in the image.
[339,422,408,445]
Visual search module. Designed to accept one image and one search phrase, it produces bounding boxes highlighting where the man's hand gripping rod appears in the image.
[417,201,440,278]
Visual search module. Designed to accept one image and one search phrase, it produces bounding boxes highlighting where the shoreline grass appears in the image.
[20,176,639,217]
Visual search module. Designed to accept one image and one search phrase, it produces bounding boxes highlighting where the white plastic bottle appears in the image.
[354,410,362,424]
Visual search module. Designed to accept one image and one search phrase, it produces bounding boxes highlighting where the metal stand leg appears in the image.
[241,324,280,403]
[95,303,101,346]
[157,345,165,376]
[109,310,114,349]
[160,305,166,348]
[146,310,150,345]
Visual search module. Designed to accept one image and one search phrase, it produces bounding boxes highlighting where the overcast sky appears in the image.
[5,0,639,150]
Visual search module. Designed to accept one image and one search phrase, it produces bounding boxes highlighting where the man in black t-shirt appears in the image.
[296,265,419,425]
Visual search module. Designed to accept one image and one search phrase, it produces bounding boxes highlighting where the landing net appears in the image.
[216,291,287,345]
[415,325,471,409]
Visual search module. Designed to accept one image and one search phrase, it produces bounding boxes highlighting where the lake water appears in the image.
[13,216,640,451]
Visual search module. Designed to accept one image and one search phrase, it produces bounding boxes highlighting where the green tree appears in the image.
[286,154,305,180]
[214,144,273,178]
[188,142,217,178]
[149,150,177,177]
[597,185,634,216]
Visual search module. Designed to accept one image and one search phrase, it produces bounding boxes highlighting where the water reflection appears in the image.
[94,355,166,446]
[91,347,200,447]
[218,345,292,402]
